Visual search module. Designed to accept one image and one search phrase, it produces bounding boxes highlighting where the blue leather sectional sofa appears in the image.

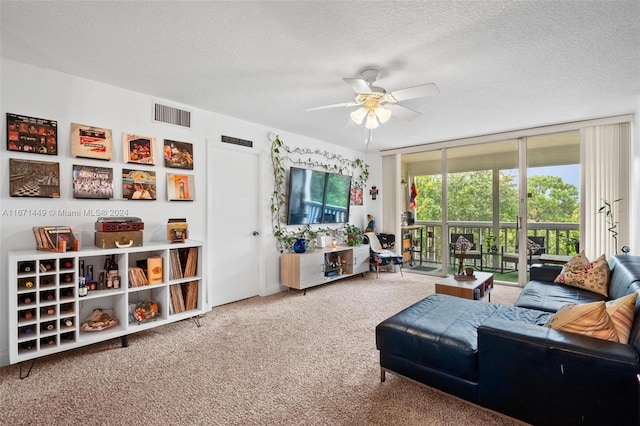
[376,255,640,425]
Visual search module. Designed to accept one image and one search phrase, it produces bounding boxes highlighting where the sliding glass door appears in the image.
[401,131,580,286]
[526,132,580,275]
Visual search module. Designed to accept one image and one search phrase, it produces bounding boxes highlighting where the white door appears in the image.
[209,145,262,306]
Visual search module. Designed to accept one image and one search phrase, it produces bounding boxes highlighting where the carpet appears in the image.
[0,272,525,426]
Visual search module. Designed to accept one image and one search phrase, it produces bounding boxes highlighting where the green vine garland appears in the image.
[270,136,369,253]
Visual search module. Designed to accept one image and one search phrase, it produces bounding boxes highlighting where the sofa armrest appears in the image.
[478,317,639,425]
[529,263,563,282]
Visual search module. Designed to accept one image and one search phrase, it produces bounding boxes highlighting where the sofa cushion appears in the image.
[606,292,638,344]
[554,254,610,297]
[375,294,551,383]
[376,295,495,382]
[514,279,605,313]
[546,301,618,342]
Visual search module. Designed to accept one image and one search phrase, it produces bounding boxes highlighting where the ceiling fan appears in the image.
[306,69,439,130]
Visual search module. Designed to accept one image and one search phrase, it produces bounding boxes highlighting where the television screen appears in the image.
[286,167,351,225]
[323,172,351,223]
[287,167,326,225]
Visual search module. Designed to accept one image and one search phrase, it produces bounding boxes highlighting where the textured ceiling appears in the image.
[1,1,639,153]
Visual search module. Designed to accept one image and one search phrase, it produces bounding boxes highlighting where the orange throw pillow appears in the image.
[606,293,638,344]
[546,301,618,342]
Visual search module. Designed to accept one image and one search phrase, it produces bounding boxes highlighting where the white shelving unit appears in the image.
[8,239,204,366]
[280,244,370,291]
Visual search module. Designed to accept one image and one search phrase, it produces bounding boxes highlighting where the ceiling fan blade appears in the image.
[306,101,359,112]
[387,103,421,121]
[343,78,372,94]
[387,83,439,102]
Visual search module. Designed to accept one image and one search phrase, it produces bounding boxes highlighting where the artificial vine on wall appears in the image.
[270,136,369,253]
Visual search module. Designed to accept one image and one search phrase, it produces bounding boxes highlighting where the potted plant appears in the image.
[343,223,364,246]
[598,198,622,255]
[275,224,319,253]
[484,234,498,253]
[561,234,580,255]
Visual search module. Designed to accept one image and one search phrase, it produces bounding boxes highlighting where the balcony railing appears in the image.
[409,220,579,261]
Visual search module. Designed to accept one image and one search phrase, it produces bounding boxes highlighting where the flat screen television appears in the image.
[287,167,352,225]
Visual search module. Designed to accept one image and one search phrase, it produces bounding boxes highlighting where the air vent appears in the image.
[221,135,253,148]
[153,103,191,128]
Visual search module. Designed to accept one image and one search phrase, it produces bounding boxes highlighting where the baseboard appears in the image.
[261,283,284,296]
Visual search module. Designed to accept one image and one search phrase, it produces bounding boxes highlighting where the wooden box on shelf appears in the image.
[95,231,143,249]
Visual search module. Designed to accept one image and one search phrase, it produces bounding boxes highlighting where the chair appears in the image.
[364,232,403,278]
[501,236,545,273]
[450,233,482,270]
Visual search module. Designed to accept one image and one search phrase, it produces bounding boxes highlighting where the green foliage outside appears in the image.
[413,170,580,255]
[414,171,578,223]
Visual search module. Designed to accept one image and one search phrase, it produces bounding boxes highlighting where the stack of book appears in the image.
[33,226,78,252]
[128,267,149,287]
[169,247,199,313]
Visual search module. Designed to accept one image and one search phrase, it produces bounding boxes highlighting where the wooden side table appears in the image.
[435,271,494,301]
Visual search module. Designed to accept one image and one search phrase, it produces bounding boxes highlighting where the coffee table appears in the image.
[435,271,494,301]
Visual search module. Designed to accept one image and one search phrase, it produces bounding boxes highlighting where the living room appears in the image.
[1,2,639,425]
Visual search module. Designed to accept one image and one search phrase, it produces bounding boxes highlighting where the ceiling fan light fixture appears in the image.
[350,107,367,125]
[365,112,379,129]
[375,106,391,123]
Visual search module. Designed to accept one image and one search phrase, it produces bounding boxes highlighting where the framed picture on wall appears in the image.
[167,173,194,201]
[123,133,155,165]
[163,139,193,170]
[350,187,363,205]
[72,165,114,199]
[9,158,60,197]
[70,123,113,160]
[122,169,156,200]
[7,113,58,155]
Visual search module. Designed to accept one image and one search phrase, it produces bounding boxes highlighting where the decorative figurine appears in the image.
[365,215,376,233]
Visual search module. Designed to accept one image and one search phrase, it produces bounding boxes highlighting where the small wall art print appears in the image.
[163,139,194,170]
[122,169,156,200]
[350,187,363,205]
[9,158,60,197]
[72,165,114,199]
[123,133,155,165]
[70,123,113,160]
[167,173,194,201]
[7,113,58,155]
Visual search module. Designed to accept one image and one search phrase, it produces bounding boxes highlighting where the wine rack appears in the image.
[8,240,204,365]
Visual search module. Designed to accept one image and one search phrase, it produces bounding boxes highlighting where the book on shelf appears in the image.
[183,281,198,310]
[146,257,163,284]
[169,283,186,313]
[170,247,198,280]
[128,267,149,287]
[169,281,198,314]
[33,226,78,252]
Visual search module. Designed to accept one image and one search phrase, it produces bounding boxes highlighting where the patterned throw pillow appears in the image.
[606,293,638,344]
[553,254,610,297]
[565,251,590,270]
[526,238,541,254]
[546,301,618,342]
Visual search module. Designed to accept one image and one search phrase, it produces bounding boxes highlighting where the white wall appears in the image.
[0,58,376,366]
